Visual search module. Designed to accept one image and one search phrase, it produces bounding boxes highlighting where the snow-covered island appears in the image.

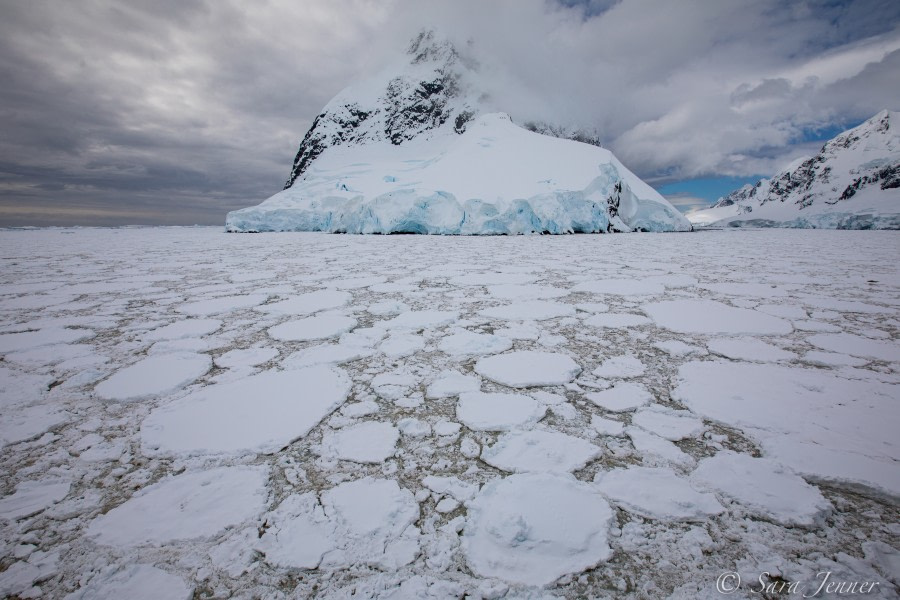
[689,110,900,229]
[226,32,690,234]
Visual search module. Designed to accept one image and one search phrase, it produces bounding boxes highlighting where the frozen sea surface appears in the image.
[0,227,898,598]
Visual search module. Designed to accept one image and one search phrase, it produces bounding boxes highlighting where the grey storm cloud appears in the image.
[0,0,898,225]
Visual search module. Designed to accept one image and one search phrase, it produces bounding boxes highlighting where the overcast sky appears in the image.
[1,0,898,225]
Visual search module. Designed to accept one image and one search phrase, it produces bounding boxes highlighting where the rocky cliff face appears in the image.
[712,111,900,210]
[283,31,479,189]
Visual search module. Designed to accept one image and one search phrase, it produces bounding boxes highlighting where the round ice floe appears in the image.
[480,301,575,321]
[632,405,704,441]
[214,346,279,369]
[807,332,900,362]
[481,429,601,473]
[371,371,417,401]
[653,340,705,357]
[644,274,697,288]
[398,418,431,438]
[367,300,408,316]
[177,294,268,316]
[707,337,796,362]
[422,475,479,502]
[592,354,646,379]
[324,477,418,538]
[626,426,695,467]
[673,361,900,498]
[584,313,650,328]
[457,391,545,431]
[341,400,379,418]
[143,319,221,341]
[756,303,808,319]
[141,366,350,456]
[370,282,416,293]
[0,366,52,409]
[591,415,625,436]
[330,275,387,290]
[643,299,792,335]
[0,327,95,353]
[86,466,268,546]
[0,479,70,520]
[255,493,336,569]
[282,344,373,368]
[383,310,457,329]
[792,320,842,333]
[94,353,211,401]
[319,421,399,464]
[585,383,652,412]
[573,279,665,296]
[339,326,385,348]
[450,272,534,286]
[595,466,723,522]
[700,282,791,298]
[495,322,541,340]
[230,270,276,283]
[438,330,512,357]
[380,333,425,358]
[268,314,357,341]
[474,351,581,388]
[487,284,569,300]
[434,420,462,437]
[259,477,421,570]
[63,564,192,600]
[0,405,68,447]
[148,337,216,355]
[463,473,614,586]
[255,290,351,315]
[575,302,609,313]
[426,370,481,399]
[4,343,98,369]
[691,452,831,527]
[801,351,867,367]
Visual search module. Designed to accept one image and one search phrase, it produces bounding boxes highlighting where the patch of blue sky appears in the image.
[656,176,765,204]
[798,121,855,144]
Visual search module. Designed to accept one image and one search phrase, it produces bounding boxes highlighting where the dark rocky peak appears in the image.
[523,120,603,148]
[283,30,482,189]
[408,29,459,66]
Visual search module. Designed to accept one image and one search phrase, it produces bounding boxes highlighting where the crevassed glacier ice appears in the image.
[226,114,691,234]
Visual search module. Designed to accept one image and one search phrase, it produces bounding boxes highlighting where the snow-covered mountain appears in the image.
[689,111,900,229]
[226,31,690,234]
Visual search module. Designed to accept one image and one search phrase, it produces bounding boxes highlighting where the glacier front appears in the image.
[226,113,691,234]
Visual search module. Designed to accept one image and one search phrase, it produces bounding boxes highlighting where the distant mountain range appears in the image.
[689,111,900,229]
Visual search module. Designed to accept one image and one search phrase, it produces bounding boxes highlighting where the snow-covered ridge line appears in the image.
[688,110,900,229]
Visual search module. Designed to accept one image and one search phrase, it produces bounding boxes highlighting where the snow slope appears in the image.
[689,110,900,229]
[227,112,690,234]
[226,32,690,234]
